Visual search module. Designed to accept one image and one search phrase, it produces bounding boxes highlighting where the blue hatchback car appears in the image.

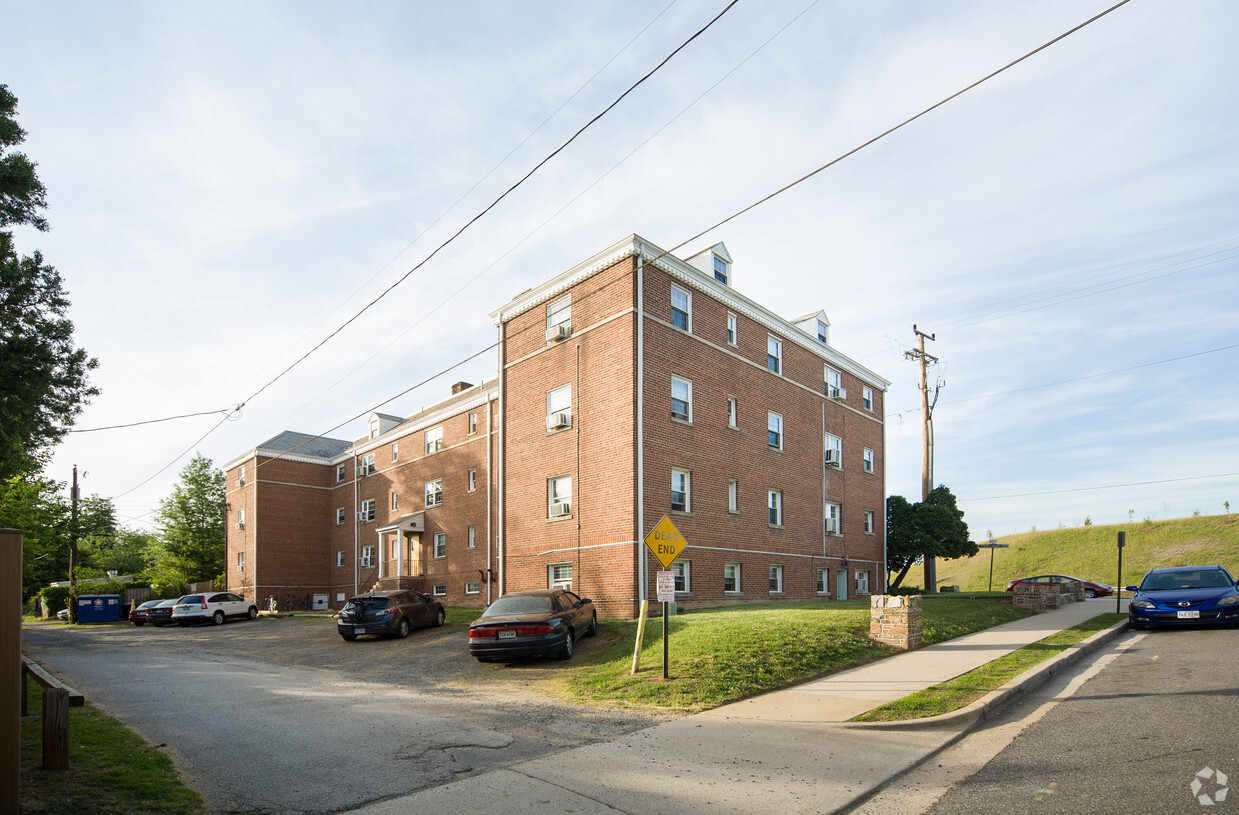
[1126,565,1239,629]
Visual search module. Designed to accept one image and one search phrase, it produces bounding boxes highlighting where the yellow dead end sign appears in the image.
[644,515,686,570]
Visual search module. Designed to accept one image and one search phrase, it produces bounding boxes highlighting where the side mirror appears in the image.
[1124,586,1139,592]
[580,597,592,605]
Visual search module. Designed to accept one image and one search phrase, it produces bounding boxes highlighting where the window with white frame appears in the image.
[671,560,690,592]
[767,336,782,374]
[465,582,480,595]
[768,411,783,449]
[237,551,245,572]
[425,478,443,508]
[469,412,478,434]
[425,426,443,455]
[237,464,245,486]
[336,550,345,567]
[768,489,783,526]
[358,453,375,476]
[728,480,738,513]
[391,491,398,511]
[769,565,784,593]
[862,386,874,411]
[825,433,842,468]
[236,509,245,530]
[468,525,476,549]
[726,312,737,345]
[825,366,844,399]
[863,447,875,473]
[727,396,737,428]
[825,502,841,535]
[360,545,375,567]
[549,563,573,590]
[713,255,729,284]
[359,499,375,523]
[433,532,446,558]
[670,285,691,331]
[391,442,398,462]
[671,376,692,422]
[433,584,447,597]
[336,507,346,525]
[549,475,572,517]
[724,563,740,593]
[671,469,690,513]
[547,384,572,430]
[817,568,829,595]
[816,320,828,343]
[468,468,477,492]
[547,294,571,330]
[864,509,875,535]
[856,571,870,595]
[337,463,347,482]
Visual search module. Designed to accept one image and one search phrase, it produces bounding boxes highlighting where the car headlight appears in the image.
[1216,595,1239,606]
[1129,599,1156,609]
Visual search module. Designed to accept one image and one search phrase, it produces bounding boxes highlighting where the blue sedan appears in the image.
[1126,565,1239,629]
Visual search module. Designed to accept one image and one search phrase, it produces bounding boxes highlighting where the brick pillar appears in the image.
[870,594,922,650]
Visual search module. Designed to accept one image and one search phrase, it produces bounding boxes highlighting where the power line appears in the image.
[69,407,239,433]
[965,472,1239,501]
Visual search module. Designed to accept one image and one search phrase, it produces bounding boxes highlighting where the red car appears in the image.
[128,600,164,626]
[1005,574,1112,599]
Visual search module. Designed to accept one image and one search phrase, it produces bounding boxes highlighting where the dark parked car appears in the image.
[1126,565,1239,629]
[129,600,165,626]
[1005,574,1112,599]
[468,589,596,662]
[337,591,445,641]
[146,598,179,627]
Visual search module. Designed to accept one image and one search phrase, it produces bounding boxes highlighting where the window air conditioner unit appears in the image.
[829,387,847,401]
[825,449,842,468]
[235,522,245,530]
[237,478,245,487]
[546,324,572,343]
[547,411,572,430]
[425,439,442,454]
[826,519,839,534]
[550,502,571,517]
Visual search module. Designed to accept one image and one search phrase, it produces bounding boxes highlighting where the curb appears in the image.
[836,616,1132,731]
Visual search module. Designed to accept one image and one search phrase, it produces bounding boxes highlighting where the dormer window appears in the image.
[713,256,729,285]
[816,320,828,343]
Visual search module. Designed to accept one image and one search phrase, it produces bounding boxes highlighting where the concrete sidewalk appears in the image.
[347,600,1128,815]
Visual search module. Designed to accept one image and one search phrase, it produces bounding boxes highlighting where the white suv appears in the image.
[172,592,258,626]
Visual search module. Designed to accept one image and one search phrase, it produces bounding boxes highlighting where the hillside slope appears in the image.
[933,514,1239,592]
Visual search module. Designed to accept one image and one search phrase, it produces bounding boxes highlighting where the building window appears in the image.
[817,568,829,595]
[433,532,446,559]
[768,489,783,527]
[549,563,573,590]
[425,479,443,508]
[863,448,875,473]
[391,492,398,511]
[359,500,375,523]
[433,584,447,597]
[864,509,876,535]
[360,546,375,567]
[358,453,375,477]
[825,367,845,399]
[671,469,690,513]
[236,509,245,530]
[863,387,874,411]
[465,582,480,595]
[767,336,782,374]
[468,468,477,492]
[769,565,784,594]
[549,475,572,517]
[768,412,783,449]
[825,434,842,468]
[728,480,738,513]
[671,376,692,422]
[713,255,729,284]
[336,507,346,525]
[826,502,841,535]
[856,571,870,595]
[425,426,443,455]
[237,465,245,487]
[469,412,478,434]
[726,312,737,345]
[724,563,740,593]
[727,396,737,428]
[547,294,571,331]
[237,551,245,572]
[671,560,690,592]
[337,463,347,482]
[816,320,828,343]
[468,525,476,549]
[337,551,345,567]
[391,442,398,462]
[547,384,572,431]
[671,285,691,331]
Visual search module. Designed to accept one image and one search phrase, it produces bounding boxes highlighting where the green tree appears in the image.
[81,527,158,577]
[152,453,226,585]
[886,485,976,589]
[0,84,98,479]
[0,474,69,600]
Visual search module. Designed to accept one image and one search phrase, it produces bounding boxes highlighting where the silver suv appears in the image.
[172,592,258,626]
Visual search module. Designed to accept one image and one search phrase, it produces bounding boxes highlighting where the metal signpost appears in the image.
[978,540,1009,592]
[643,516,687,680]
[1116,531,1126,613]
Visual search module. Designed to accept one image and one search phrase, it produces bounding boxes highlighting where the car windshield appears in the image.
[179,595,204,604]
[1142,570,1233,591]
[482,596,553,616]
[345,597,390,612]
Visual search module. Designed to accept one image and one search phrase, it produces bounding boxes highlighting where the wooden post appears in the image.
[2,528,22,814]
[42,687,70,770]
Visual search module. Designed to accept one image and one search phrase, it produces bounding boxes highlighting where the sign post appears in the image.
[1116,531,1126,613]
[977,540,1009,592]
[643,517,687,680]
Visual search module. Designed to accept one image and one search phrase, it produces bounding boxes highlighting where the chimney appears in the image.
[451,381,473,395]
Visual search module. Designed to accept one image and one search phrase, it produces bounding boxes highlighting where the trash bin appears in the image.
[76,594,123,623]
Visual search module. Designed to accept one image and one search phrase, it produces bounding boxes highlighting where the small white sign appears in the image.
[656,571,676,603]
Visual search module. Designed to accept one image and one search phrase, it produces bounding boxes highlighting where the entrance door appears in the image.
[838,570,848,600]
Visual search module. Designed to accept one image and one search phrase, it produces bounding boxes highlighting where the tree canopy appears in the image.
[886,485,976,589]
[152,453,226,589]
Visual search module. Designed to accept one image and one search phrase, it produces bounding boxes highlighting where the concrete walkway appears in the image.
[347,600,1127,815]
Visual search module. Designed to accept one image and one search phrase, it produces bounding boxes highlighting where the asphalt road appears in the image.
[925,626,1238,814]
[21,616,677,815]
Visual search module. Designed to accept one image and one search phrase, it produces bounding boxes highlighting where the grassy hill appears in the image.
[931,513,1239,592]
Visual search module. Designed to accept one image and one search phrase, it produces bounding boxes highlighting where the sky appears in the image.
[4,0,1238,541]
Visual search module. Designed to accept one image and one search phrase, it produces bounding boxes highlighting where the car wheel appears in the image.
[396,618,411,639]
[557,630,575,661]
[584,613,597,637]
[247,606,258,619]
[1084,589,1097,599]
[212,610,225,626]
[178,621,190,627]
[341,633,357,641]
[434,608,446,627]
[132,621,145,627]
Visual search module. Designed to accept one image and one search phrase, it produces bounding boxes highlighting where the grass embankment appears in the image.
[851,613,1126,722]
[934,514,1239,592]
[557,597,1031,711]
[20,676,204,815]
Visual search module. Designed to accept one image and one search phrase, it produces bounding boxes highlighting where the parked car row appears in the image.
[129,592,259,627]
[1005,574,1113,599]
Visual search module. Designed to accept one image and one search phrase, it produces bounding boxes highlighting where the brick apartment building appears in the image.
[224,234,890,618]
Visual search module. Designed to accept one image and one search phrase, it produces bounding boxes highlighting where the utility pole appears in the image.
[69,465,79,623]
[905,326,939,593]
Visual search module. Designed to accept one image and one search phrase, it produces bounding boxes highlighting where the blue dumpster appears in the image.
[76,594,123,623]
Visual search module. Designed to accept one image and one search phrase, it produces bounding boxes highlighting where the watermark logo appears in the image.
[1191,767,1229,806]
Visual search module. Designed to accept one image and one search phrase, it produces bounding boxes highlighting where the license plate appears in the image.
[355,628,367,635]
[498,629,516,639]
[1177,610,1200,619]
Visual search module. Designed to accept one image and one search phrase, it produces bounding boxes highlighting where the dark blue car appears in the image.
[1126,565,1239,629]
